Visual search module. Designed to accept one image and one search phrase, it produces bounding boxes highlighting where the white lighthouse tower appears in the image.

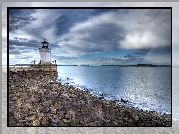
[31,39,57,75]
[39,39,51,64]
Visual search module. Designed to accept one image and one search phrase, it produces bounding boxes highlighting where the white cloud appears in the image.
[57,8,171,57]
[119,30,170,50]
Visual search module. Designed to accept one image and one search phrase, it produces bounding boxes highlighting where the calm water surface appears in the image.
[57,66,171,114]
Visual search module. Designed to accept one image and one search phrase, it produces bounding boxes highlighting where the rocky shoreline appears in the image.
[9,69,171,126]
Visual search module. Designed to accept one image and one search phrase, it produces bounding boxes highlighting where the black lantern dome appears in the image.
[41,39,49,48]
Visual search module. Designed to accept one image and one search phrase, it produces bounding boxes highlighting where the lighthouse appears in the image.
[30,39,58,78]
[39,39,51,64]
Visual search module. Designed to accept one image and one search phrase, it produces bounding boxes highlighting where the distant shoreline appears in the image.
[101,64,171,67]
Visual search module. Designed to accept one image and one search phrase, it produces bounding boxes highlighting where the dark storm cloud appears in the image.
[60,19,127,54]
[54,9,124,37]
[9,9,36,16]
[132,49,152,55]
[83,23,125,44]
[54,9,95,36]
[9,38,41,55]
[9,49,21,55]
[132,51,147,55]
[145,9,171,20]
[9,38,40,48]
[9,9,37,31]
[9,16,37,31]
[132,45,171,57]
[138,9,171,24]
[152,45,171,55]
[124,54,132,58]
[123,54,138,62]
[9,37,61,59]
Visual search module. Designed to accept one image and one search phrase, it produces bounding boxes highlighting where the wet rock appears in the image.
[21,106,29,113]
[64,114,72,120]
[63,119,69,123]
[42,100,52,106]
[127,119,136,126]
[62,93,69,98]
[110,121,118,126]
[9,94,16,98]
[57,111,65,119]
[24,103,31,108]
[116,120,123,126]
[9,111,14,117]
[25,114,36,121]
[41,118,49,126]
[32,119,40,126]
[41,106,50,113]
[67,109,76,119]
[69,119,76,126]
[88,114,98,122]
[11,96,18,101]
[88,121,102,126]
[123,107,139,122]
[9,102,16,107]
[51,123,58,126]
[19,120,26,123]
[69,94,77,98]
[30,95,38,103]
[50,108,56,114]
[50,119,57,124]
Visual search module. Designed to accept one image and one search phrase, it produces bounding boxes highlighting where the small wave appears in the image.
[115,100,171,115]
[131,103,171,115]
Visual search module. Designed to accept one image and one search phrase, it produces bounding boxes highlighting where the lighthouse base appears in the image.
[9,64,58,81]
[30,64,57,72]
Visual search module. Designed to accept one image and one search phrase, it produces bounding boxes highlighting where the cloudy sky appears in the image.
[3,3,174,66]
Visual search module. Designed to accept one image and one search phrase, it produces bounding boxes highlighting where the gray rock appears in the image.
[41,106,50,113]
[50,119,57,124]
[127,119,136,126]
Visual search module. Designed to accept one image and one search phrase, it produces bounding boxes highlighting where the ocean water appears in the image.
[57,66,171,114]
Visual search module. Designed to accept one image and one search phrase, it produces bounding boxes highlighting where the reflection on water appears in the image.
[57,66,171,114]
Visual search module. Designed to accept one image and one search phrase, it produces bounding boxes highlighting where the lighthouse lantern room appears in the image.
[39,39,51,64]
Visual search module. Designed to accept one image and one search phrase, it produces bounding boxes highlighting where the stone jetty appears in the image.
[9,68,171,126]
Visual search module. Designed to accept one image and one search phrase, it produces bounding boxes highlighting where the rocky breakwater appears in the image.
[9,69,171,126]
